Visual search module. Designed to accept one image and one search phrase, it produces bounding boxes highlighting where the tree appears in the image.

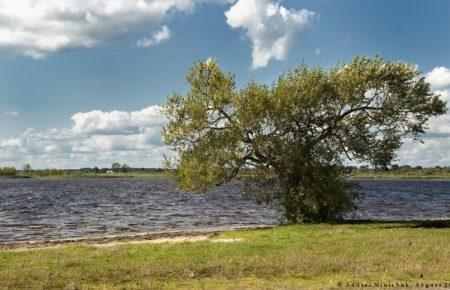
[111,163,121,174]
[121,164,130,175]
[391,164,400,171]
[163,56,446,222]
[23,163,32,176]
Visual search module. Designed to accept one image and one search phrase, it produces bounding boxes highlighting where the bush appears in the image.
[0,167,17,177]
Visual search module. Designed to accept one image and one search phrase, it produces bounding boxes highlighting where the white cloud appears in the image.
[426,67,450,89]
[203,0,237,3]
[0,0,234,58]
[0,106,168,168]
[137,25,171,47]
[395,66,450,166]
[4,111,18,117]
[71,106,164,134]
[225,0,315,69]
[398,138,450,166]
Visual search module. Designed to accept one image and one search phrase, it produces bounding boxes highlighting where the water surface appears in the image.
[0,178,449,243]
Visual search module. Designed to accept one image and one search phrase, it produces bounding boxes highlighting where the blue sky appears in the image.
[0,0,449,168]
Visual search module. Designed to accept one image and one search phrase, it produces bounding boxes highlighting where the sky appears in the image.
[0,0,449,169]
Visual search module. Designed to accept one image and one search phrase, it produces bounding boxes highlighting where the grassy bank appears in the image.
[12,172,450,179]
[350,171,450,179]
[1,222,449,289]
[6,170,449,179]
[349,167,450,179]
[15,172,170,179]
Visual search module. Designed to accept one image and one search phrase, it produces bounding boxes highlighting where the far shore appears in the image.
[2,165,449,180]
[2,173,449,180]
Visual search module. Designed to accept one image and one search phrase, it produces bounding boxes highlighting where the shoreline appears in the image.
[3,220,449,251]
[0,225,273,251]
[2,175,450,180]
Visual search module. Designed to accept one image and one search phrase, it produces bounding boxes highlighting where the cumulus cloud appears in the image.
[137,25,171,47]
[426,67,450,89]
[0,0,233,58]
[0,106,168,168]
[71,106,164,134]
[225,0,315,69]
[203,0,237,3]
[1,0,314,63]
[398,138,450,166]
[396,66,450,166]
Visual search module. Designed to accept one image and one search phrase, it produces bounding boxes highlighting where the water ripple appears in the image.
[0,178,449,243]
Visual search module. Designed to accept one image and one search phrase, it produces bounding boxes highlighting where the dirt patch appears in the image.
[0,226,262,252]
[92,235,211,247]
[210,238,244,243]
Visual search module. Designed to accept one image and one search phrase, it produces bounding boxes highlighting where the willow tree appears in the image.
[163,56,446,222]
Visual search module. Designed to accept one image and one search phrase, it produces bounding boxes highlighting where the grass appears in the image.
[22,172,169,179]
[351,173,450,179]
[1,222,449,289]
[350,170,450,179]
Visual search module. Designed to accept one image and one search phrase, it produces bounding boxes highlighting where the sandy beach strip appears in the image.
[0,225,270,252]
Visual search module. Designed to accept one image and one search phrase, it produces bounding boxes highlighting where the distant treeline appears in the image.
[346,164,450,179]
[0,167,17,177]
[1,164,449,179]
[28,167,165,177]
[0,164,165,178]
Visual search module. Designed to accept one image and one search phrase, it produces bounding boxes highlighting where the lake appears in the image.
[0,178,449,243]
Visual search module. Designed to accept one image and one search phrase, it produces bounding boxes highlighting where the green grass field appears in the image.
[23,172,170,179]
[350,171,450,179]
[1,222,449,289]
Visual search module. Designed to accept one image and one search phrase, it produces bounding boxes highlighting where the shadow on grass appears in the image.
[335,219,450,229]
[254,220,450,232]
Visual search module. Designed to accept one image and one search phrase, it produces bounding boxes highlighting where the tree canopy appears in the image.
[111,162,121,173]
[163,56,446,222]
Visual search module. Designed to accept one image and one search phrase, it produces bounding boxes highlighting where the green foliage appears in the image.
[30,168,65,177]
[350,165,450,179]
[163,56,447,222]
[22,163,32,176]
[121,164,130,174]
[0,166,17,177]
[19,167,166,178]
[111,162,121,174]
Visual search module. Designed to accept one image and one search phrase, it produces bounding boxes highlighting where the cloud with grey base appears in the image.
[0,106,168,168]
[0,0,235,58]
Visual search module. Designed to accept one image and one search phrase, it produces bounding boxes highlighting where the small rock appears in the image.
[64,281,77,290]
[184,269,195,278]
